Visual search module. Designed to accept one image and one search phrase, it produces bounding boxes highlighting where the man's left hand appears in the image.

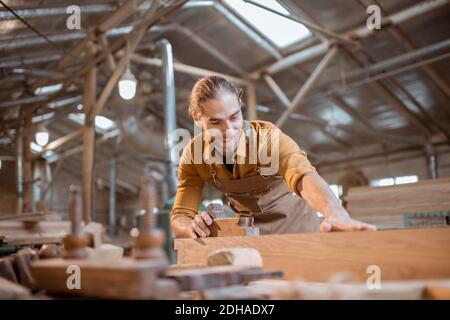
[320,213,377,232]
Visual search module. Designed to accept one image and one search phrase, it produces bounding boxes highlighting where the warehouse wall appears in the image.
[319,151,450,186]
[48,168,110,223]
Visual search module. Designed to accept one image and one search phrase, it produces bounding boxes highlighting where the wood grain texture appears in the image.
[210,218,245,237]
[31,257,178,299]
[174,227,450,282]
[346,178,450,217]
[164,265,282,290]
[0,221,71,245]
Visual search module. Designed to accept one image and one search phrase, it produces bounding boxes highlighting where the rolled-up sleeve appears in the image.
[170,144,205,223]
[276,129,316,196]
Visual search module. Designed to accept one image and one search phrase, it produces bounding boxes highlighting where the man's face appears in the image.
[194,93,243,159]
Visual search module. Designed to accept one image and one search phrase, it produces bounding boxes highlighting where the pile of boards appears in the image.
[0,213,71,246]
[345,178,450,229]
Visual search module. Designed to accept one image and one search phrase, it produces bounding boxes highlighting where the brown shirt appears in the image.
[170,120,315,223]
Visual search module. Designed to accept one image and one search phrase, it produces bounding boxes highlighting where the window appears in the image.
[395,175,418,185]
[30,141,55,158]
[371,177,395,187]
[223,0,310,48]
[371,175,418,187]
[34,83,63,95]
[67,113,116,133]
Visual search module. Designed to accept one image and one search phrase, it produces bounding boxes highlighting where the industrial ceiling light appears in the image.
[118,65,137,100]
[35,123,49,146]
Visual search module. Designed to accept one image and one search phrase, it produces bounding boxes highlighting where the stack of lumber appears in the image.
[0,220,71,246]
[174,228,450,282]
[345,178,450,229]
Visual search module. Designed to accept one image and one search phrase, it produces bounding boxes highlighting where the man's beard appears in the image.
[217,131,241,164]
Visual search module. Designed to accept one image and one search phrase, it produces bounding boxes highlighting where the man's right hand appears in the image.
[190,211,213,239]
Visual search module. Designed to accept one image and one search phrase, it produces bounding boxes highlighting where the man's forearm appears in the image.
[296,172,347,218]
[172,216,194,238]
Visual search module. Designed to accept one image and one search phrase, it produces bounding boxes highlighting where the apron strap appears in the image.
[208,164,222,188]
[245,120,267,178]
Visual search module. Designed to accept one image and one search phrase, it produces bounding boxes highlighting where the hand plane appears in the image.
[206,203,259,237]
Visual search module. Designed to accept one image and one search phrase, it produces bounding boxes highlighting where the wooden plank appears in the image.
[349,203,450,217]
[164,265,283,291]
[174,227,450,282]
[347,177,450,195]
[0,221,71,245]
[345,179,450,229]
[353,212,449,230]
[31,257,178,299]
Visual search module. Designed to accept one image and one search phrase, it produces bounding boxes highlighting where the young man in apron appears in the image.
[171,76,376,239]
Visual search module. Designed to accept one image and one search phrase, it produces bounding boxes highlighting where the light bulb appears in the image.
[35,124,49,146]
[118,67,137,100]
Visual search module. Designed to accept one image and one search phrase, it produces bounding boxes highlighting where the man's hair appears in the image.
[188,76,242,118]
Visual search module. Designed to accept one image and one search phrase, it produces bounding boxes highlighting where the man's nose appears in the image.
[221,120,233,133]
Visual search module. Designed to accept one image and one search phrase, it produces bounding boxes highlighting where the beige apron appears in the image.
[205,122,321,234]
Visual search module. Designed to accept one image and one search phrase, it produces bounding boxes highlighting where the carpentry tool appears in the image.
[62,185,89,259]
[31,182,179,299]
[131,176,166,261]
[206,203,260,237]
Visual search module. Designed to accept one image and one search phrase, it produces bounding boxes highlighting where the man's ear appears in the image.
[192,112,203,130]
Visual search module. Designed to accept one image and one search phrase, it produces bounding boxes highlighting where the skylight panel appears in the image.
[224,0,311,48]
[67,113,116,133]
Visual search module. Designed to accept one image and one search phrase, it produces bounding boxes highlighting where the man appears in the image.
[171,76,376,239]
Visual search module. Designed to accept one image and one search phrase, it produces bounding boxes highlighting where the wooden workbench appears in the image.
[174,227,450,282]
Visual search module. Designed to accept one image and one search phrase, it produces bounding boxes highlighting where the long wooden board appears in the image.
[345,178,450,217]
[31,258,179,299]
[0,221,71,245]
[174,227,450,282]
